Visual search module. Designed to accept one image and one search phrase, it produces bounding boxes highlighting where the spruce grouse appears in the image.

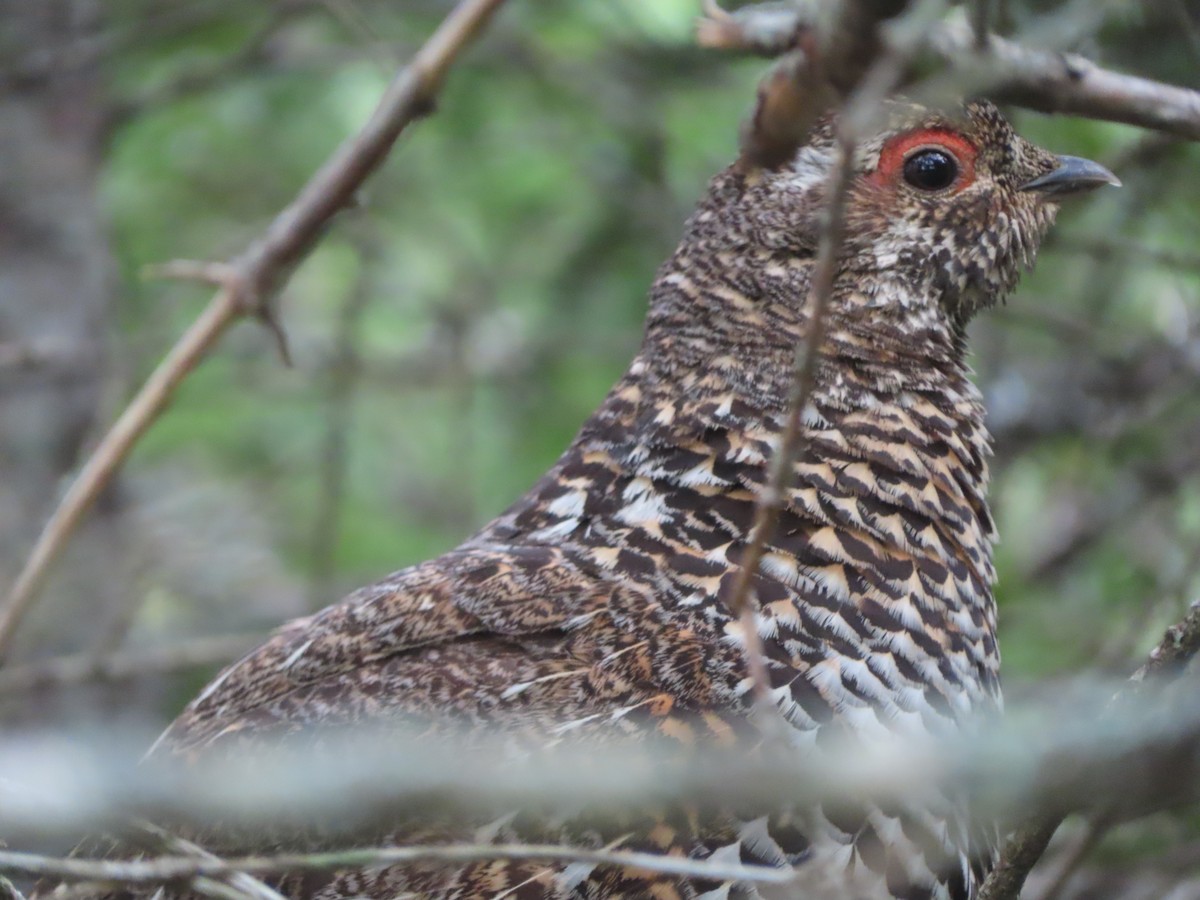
[113,100,1117,899]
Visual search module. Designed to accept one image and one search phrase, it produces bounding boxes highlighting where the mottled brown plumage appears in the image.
[115,101,1116,899]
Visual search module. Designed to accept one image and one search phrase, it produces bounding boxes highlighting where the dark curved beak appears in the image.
[1018,155,1121,197]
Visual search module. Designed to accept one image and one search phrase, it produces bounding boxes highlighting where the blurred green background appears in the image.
[1,1,1199,892]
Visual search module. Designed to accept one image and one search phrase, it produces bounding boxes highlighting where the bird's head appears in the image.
[847,99,1117,320]
[643,99,1119,401]
[718,99,1119,326]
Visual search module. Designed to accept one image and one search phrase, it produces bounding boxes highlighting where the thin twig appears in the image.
[962,29,1200,139]
[137,821,288,900]
[0,292,244,665]
[723,136,854,714]
[0,633,259,696]
[723,20,913,719]
[0,843,794,889]
[978,598,1200,900]
[0,0,509,665]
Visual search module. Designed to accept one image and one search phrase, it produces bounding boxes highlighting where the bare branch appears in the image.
[699,1,1200,141]
[0,843,793,890]
[136,821,291,900]
[696,0,814,55]
[0,0,509,665]
[734,0,912,168]
[1128,598,1200,686]
[977,815,1066,900]
[141,260,240,287]
[958,28,1200,140]
[0,294,245,664]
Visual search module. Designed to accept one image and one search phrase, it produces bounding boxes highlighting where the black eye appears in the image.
[903,149,959,191]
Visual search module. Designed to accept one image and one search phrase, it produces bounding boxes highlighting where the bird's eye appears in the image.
[902,149,959,191]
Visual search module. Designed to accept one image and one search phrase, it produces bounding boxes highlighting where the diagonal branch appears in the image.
[0,0,509,665]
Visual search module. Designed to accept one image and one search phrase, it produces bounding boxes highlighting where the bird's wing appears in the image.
[153,541,733,758]
[143,542,755,899]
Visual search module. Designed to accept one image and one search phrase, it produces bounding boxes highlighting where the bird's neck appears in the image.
[485,263,996,571]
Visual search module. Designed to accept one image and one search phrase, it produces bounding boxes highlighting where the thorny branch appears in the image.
[0,0,509,664]
[699,0,1200,141]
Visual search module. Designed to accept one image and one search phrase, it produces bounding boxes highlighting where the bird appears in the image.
[84,99,1117,900]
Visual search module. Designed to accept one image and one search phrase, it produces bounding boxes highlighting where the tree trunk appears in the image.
[0,0,121,667]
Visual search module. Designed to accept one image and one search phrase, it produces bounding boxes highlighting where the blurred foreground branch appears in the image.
[0,0,509,664]
[0,876,25,900]
[699,1,1200,140]
[978,599,1200,900]
[3,666,1200,849]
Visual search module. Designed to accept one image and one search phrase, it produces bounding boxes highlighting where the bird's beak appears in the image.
[1018,155,1121,197]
